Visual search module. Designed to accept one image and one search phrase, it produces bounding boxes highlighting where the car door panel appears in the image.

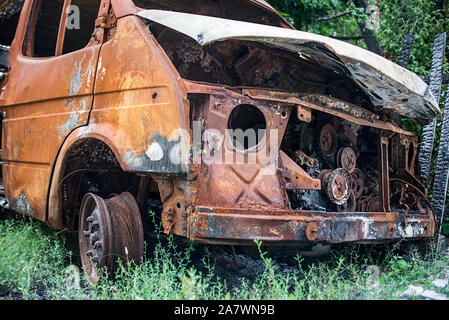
[1,45,99,221]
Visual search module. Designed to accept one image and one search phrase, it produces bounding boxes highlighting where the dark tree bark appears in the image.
[397,34,414,68]
[352,0,384,55]
[340,0,384,56]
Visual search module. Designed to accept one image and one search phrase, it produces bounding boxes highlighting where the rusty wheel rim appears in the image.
[105,192,144,265]
[79,192,143,284]
[79,193,113,285]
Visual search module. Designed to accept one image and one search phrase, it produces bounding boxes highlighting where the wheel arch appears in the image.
[47,122,138,230]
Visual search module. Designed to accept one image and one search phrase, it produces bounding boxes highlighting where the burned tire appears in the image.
[78,192,144,284]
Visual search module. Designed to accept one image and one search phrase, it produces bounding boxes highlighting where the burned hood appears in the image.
[138,10,440,122]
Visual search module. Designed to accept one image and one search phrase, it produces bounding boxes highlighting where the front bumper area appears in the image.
[190,207,436,245]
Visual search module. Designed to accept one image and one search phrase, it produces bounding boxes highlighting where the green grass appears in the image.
[0,215,448,300]
[0,216,70,299]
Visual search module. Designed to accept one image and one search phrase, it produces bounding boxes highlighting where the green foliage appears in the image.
[373,1,448,196]
[442,215,449,236]
[1,218,449,300]
[268,0,340,27]
[376,0,448,75]
[269,0,365,46]
[268,0,448,71]
[0,216,69,298]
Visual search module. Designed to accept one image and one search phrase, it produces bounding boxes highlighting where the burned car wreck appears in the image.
[0,0,441,281]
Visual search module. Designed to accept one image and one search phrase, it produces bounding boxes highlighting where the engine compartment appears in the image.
[280,110,428,215]
[149,23,377,114]
[139,14,437,244]
[149,20,432,216]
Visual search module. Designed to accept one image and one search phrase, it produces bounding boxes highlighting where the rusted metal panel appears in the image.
[191,207,435,244]
[182,80,435,244]
[0,0,101,220]
[90,15,189,174]
[156,178,196,237]
[378,132,393,212]
[189,83,415,136]
[48,15,189,228]
[192,93,289,211]
[280,151,321,190]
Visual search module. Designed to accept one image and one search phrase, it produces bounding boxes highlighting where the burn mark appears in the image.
[123,132,187,174]
[69,54,95,97]
[399,219,425,238]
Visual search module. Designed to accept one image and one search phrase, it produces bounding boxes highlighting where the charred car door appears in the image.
[0,0,102,221]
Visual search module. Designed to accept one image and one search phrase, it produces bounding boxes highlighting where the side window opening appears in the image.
[62,0,101,54]
[23,0,101,58]
[27,0,64,57]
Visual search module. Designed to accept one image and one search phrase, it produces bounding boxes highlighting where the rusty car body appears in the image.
[0,0,441,278]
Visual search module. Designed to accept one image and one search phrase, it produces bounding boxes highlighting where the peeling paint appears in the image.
[84,55,95,88]
[97,56,106,82]
[59,97,88,137]
[59,112,82,136]
[66,97,75,110]
[69,54,95,97]
[16,191,33,215]
[399,219,425,238]
[69,59,83,97]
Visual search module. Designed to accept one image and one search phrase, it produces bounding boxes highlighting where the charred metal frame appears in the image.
[0,0,440,247]
[180,80,436,244]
